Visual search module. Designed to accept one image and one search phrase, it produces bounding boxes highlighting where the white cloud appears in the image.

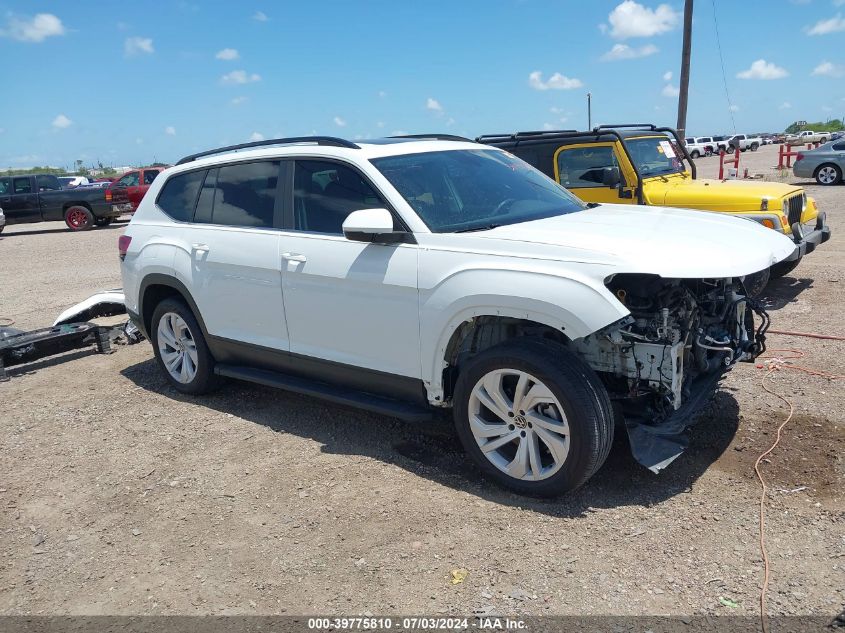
[550,106,565,114]
[661,84,680,97]
[333,116,347,127]
[221,70,261,84]
[736,59,788,80]
[528,70,584,90]
[376,121,385,128]
[125,36,154,55]
[543,123,556,131]
[822,105,833,112]
[0,13,65,42]
[606,1,681,39]
[806,13,845,35]
[231,96,248,105]
[834,0,845,6]
[136,138,144,145]
[729,104,740,112]
[0,128,4,134]
[252,11,269,22]
[378,90,387,98]
[600,43,659,61]
[779,101,792,110]
[811,60,845,77]
[52,114,72,129]
[663,70,673,81]
[446,117,456,126]
[249,132,264,142]
[426,97,443,112]
[165,126,176,136]
[215,48,239,60]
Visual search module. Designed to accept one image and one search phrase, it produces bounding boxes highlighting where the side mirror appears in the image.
[343,208,406,244]
[602,166,621,188]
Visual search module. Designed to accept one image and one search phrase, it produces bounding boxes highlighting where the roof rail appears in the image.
[476,130,578,142]
[388,134,475,143]
[176,136,360,165]
[595,124,656,131]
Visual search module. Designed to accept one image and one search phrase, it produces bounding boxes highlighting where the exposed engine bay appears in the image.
[572,274,769,472]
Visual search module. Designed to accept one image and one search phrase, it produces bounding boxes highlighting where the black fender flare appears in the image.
[138,274,210,340]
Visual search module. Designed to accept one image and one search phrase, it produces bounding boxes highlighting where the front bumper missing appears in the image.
[624,298,769,473]
[785,212,832,261]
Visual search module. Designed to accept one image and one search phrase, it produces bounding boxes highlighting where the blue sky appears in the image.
[0,0,843,169]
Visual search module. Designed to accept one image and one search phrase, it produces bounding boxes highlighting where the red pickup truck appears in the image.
[105,167,165,214]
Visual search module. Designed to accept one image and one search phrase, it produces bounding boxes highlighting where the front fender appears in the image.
[419,266,629,402]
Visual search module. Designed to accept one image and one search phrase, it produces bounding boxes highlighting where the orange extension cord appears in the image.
[753,348,843,633]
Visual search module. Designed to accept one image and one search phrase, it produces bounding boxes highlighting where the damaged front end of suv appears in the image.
[571,273,769,472]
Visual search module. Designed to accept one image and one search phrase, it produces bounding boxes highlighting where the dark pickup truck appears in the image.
[0,173,121,232]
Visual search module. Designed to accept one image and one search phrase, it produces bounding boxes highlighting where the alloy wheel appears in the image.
[468,369,570,481]
[818,166,838,185]
[157,312,199,384]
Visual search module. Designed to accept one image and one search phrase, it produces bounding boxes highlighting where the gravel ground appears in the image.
[0,145,842,618]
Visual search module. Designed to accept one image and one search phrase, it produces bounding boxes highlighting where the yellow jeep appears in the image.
[478,125,831,292]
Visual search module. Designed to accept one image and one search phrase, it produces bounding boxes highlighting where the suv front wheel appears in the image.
[151,298,220,394]
[453,340,613,497]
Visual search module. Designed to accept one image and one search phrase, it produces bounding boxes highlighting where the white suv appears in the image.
[120,135,794,496]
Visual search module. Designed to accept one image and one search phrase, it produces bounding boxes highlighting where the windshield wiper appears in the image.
[454,223,503,233]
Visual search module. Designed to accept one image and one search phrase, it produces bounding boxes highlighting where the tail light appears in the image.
[118,235,132,261]
[796,152,804,162]
[105,188,113,202]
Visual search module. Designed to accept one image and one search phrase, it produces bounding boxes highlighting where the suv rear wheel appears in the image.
[151,298,220,394]
[453,340,613,497]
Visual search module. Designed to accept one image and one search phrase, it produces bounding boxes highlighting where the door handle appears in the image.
[191,243,210,254]
[282,252,307,263]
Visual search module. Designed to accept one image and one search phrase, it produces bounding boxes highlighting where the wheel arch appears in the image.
[420,273,629,404]
[139,274,209,341]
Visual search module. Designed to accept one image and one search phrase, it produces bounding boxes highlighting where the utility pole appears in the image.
[676,0,693,136]
[587,92,592,130]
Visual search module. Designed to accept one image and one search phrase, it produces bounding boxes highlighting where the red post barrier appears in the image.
[778,144,803,169]
[718,147,741,180]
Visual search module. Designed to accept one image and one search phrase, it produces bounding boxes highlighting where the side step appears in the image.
[214,364,434,423]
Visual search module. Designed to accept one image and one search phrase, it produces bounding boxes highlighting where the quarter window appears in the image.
[0,177,10,195]
[556,146,619,188]
[36,175,61,191]
[293,160,383,234]
[156,170,205,222]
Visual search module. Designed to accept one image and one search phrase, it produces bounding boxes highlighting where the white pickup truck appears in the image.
[683,136,715,158]
[727,134,762,152]
[786,130,831,146]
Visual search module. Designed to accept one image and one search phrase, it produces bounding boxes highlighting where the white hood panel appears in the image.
[471,204,795,278]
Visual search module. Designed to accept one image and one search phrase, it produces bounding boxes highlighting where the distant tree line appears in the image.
[784,119,843,134]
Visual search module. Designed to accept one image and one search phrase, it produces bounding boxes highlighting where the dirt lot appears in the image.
[1,144,842,618]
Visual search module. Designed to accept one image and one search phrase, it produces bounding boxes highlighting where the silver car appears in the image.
[793,139,845,185]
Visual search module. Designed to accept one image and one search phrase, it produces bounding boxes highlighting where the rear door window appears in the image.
[0,177,10,195]
[555,146,618,188]
[143,170,159,185]
[36,175,61,191]
[196,161,280,228]
[832,143,845,151]
[13,177,32,194]
[156,170,205,222]
[116,172,140,187]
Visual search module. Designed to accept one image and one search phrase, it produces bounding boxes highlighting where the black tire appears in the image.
[770,257,801,279]
[64,205,94,231]
[814,163,842,186]
[750,143,759,151]
[94,217,114,227]
[690,150,700,159]
[744,267,771,298]
[452,339,613,497]
[0,225,5,234]
[151,298,221,395]
[819,138,827,144]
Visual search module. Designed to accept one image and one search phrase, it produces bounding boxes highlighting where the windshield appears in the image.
[625,136,685,178]
[371,149,586,233]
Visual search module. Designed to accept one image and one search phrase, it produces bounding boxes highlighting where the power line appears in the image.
[711,0,736,133]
